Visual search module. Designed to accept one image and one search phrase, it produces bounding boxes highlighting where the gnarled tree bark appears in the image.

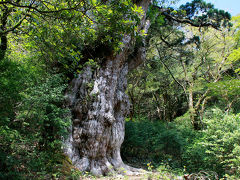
[64,0,151,176]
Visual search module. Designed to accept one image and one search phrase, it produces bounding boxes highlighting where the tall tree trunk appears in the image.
[188,84,198,130]
[0,6,9,61]
[64,0,151,176]
[189,84,202,130]
[0,35,7,60]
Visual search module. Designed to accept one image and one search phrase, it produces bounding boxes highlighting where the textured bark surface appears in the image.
[64,0,151,176]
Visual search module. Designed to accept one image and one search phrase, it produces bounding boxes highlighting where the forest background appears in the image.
[0,0,240,179]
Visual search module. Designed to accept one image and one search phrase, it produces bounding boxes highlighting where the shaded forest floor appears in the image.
[79,172,183,180]
[75,163,184,180]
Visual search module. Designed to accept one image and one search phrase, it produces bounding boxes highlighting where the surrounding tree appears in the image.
[128,0,233,129]
[0,0,92,61]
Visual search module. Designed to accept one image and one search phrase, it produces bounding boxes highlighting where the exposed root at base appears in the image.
[114,163,146,176]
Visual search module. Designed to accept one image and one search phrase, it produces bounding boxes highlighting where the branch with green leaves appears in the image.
[153,0,231,30]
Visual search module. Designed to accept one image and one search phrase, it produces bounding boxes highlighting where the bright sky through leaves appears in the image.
[175,0,240,16]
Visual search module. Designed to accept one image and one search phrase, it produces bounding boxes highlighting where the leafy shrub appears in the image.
[123,110,240,178]
[0,62,71,179]
[0,58,34,179]
[0,59,30,122]
[182,108,240,177]
[122,118,188,168]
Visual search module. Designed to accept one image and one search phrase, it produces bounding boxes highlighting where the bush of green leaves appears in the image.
[182,108,240,177]
[0,59,71,179]
[122,118,188,168]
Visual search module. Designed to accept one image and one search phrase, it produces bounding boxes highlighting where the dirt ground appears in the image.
[80,172,184,180]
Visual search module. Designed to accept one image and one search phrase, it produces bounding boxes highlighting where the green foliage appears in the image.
[122,118,189,168]
[228,47,240,63]
[0,65,71,179]
[1,0,240,179]
[123,109,240,178]
[227,16,240,72]
[208,79,240,105]
[127,52,188,121]
[0,0,147,178]
[0,59,28,121]
[17,74,71,148]
[182,108,240,177]
[23,0,145,77]
[178,0,232,28]
[203,109,240,176]
[125,4,240,179]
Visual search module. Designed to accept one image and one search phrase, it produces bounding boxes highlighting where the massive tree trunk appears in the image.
[64,0,151,176]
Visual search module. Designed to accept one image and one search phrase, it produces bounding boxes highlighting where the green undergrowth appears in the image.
[0,58,71,179]
[122,109,240,179]
[122,116,196,169]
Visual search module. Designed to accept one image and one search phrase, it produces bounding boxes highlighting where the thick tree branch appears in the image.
[195,89,209,111]
[155,45,186,91]
[0,1,84,14]
[163,12,219,29]
[152,5,221,29]
[0,13,28,36]
[0,4,11,60]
